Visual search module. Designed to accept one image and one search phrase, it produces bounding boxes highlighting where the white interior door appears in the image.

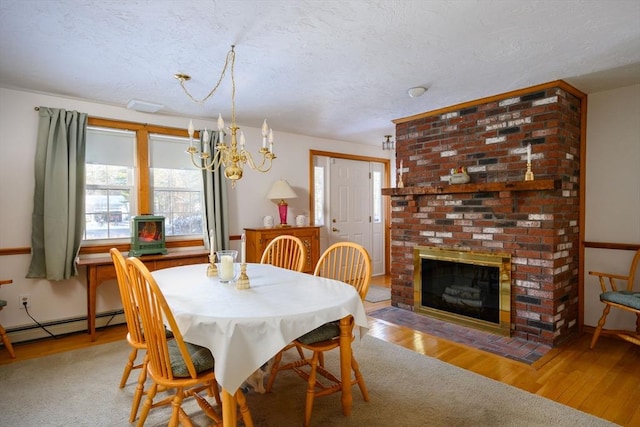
[313,154,386,276]
[328,157,383,273]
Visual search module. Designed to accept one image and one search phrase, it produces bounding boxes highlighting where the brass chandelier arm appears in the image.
[187,146,224,172]
[242,148,276,173]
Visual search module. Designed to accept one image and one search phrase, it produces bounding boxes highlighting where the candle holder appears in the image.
[524,162,535,181]
[207,253,218,277]
[236,263,250,290]
[397,173,404,188]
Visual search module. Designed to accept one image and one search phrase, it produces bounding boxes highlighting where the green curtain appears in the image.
[27,107,87,280]
[200,130,229,252]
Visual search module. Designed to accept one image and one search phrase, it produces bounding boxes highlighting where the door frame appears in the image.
[309,150,391,274]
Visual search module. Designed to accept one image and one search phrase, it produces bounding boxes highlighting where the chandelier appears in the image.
[175,45,275,188]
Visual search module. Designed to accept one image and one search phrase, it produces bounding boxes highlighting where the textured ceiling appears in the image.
[1,0,639,146]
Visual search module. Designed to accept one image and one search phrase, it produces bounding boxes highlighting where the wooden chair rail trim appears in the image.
[583,242,640,251]
[1,236,245,257]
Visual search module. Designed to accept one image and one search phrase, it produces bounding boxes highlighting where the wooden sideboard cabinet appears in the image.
[244,226,320,274]
[77,248,209,341]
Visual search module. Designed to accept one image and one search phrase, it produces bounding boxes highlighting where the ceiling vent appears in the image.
[126,99,164,113]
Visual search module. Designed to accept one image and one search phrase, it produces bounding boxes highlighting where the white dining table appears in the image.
[151,262,369,426]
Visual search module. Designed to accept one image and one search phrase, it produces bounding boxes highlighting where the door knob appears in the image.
[332,227,340,232]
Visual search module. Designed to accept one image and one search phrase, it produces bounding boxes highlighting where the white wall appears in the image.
[2,84,637,342]
[0,88,385,340]
[583,84,640,329]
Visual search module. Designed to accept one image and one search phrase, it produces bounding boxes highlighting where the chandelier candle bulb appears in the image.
[187,120,195,150]
[261,120,269,149]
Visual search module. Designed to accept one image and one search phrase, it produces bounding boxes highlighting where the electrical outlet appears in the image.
[19,294,31,309]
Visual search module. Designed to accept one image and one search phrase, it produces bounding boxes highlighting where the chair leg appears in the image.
[236,389,254,427]
[130,353,148,422]
[136,381,158,427]
[168,387,185,427]
[0,324,16,359]
[120,347,139,388]
[192,384,222,425]
[351,355,369,401]
[265,350,284,393]
[304,352,322,427]
[590,304,611,349]
[211,381,222,407]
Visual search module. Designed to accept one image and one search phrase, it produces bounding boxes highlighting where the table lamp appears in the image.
[267,179,297,227]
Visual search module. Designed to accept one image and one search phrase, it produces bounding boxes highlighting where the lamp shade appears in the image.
[267,179,297,226]
[266,179,297,200]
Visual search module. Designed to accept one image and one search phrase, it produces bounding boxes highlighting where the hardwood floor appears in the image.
[1,275,638,426]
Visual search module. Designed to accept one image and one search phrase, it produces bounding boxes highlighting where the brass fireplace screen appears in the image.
[413,246,512,336]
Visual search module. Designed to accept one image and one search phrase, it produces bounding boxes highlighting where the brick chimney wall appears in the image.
[390,82,584,346]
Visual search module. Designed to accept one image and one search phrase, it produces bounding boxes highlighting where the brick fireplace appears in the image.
[383,80,586,347]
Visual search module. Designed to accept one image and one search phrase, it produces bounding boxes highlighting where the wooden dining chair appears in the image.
[0,279,16,359]
[266,242,372,426]
[126,256,254,427]
[110,248,150,422]
[260,234,307,272]
[589,249,640,349]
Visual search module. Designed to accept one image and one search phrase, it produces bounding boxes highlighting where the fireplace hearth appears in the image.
[414,246,512,336]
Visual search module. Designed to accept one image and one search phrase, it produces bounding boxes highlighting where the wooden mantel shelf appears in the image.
[381,179,560,196]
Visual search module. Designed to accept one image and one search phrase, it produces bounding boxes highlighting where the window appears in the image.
[313,165,325,226]
[149,134,204,236]
[83,119,204,243]
[372,170,382,223]
[85,128,136,240]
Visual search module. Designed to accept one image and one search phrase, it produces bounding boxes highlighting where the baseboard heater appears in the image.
[6,310,125,344]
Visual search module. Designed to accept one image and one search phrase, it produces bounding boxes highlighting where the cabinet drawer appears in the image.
[154,255,208,270]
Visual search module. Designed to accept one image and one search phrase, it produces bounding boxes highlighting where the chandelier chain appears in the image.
[178,46,236,106]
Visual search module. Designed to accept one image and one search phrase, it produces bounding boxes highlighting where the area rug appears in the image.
[365,285,391,302]
[0,337,614,427]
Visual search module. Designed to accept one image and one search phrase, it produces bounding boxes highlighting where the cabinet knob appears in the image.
[332,227,340,232]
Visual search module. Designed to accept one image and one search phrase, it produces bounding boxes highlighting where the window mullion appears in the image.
[136,128,150,214]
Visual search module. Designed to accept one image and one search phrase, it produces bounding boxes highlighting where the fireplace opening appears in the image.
[413,246,512,336]
[421,259,500,323]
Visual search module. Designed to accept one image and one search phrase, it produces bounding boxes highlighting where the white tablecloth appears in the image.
[152,263,369,393]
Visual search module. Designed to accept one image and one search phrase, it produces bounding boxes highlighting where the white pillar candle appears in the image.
[209,229,215,258]
[241,233,246,264]
[400,160,403,178]
[527,144,531,164]
[219,255,234,281]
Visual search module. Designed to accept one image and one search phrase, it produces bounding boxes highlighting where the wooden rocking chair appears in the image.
[589,249,640,349]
